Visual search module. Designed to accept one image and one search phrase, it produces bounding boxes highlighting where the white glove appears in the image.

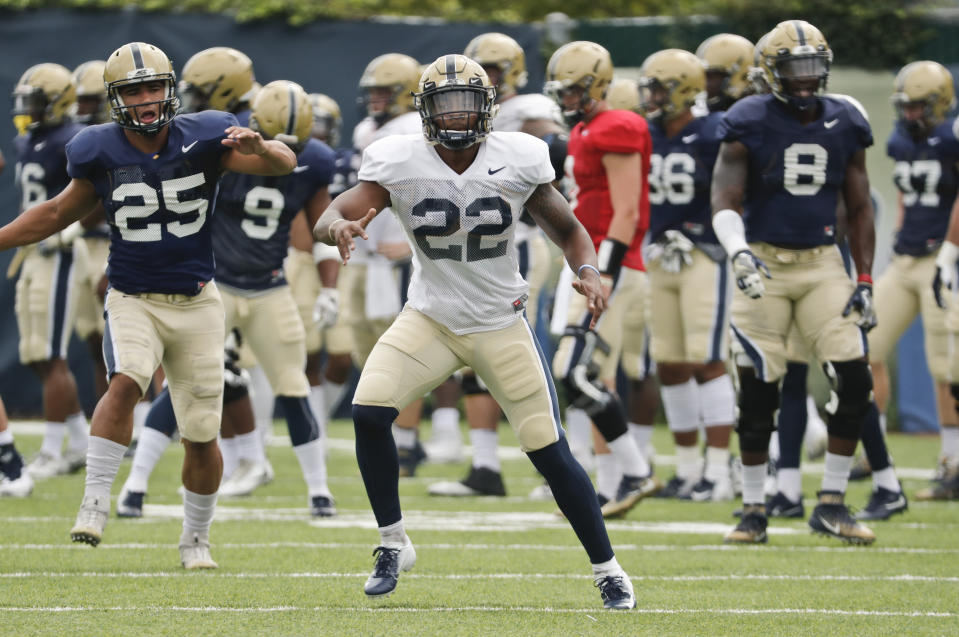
[934,241,959,309]
[731,249,771,299]
[313,287,340,328]
[660,230,695,274]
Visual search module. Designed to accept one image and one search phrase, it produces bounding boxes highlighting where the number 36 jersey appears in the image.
[358,132,555,334]
[719,94,872,247]
[66,111,237,295]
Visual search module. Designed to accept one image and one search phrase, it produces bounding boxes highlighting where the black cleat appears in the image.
[765,491,804,518]
[724,505,768,543]
[428,466,507,496]
[654,475,694,499]
[310,495,337,517]
[364,543,416,597]
[856,486,907,521]
[600,474,662,518]
[808,491,875,544]
[397,441,427,478]
[116,487,144,518]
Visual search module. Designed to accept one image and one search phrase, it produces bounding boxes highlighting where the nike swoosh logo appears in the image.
[823,119,839,129]
[181,141,199,153]
[293,165,309,173]
[488,166,505,175]
[682,134,698,143]
[929,137,941,146]
[818,517,841,535]
[885,495,906,510]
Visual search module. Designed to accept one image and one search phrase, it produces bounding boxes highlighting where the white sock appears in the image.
[234,430,266,463]
[0,430,13,445]
[431,407,460,440]
[768,431,780,464]
[628,422,654,456]
[470,429,499,472]
[392,425,416,450]
[83,436,127,503]
[591,555,624,577]
[322,381,346,418]
[181,488,217,542]
[293,438,330,497]
[872,466,901,493]
[595,453,620,501]
[124,427,172,492]
[821,452,854,494]
[675,444,702,482]
[249,365,275,444]
[220,437,239,481]
[40,421,67,457]
[132,401,152,441]
[308,385,327,441]
[608,433,650,478]
[378,519,409,549]
[566,407,592,453]
[65,411,89,454]
[704,446,731,484]
[777,468,802,503]
[741,463,767,506]
[941,426,959,461]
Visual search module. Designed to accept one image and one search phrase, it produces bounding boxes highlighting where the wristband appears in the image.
[597,238,629,279]
[328,218,347,241]
[857,273,873,285]
[577,264,601,279]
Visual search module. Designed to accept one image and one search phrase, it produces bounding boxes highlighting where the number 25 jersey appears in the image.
[358,132,555,334]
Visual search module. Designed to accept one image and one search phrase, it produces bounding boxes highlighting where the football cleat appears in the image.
[218,458,270,496]
[856,486,908,521]
[686,477,735,502]
[600,474,662,518]
[26,451,69,479]
[397,441,427,478]
[310,494,337,517]
[116,485,145,518]
[654,474,696,499]
[179,533,218,569]
[848,455,872,481]
[528,481,554,501]
[916,458,959,501]
[424,433,464,465]
[595,573,636,610]
[724,506,768,544]
[364,542,416,597]
[70,495,109,546]
[808,491,876,544]
[0,472,34,498]
[765,491,805,518]
[428,466,506,497]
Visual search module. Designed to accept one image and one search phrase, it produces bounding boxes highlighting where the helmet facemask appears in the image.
[108,76,179,136]
[417,81,495,150]
[638,78,674,123]
[544,81,594,127]
[770,53,829,112]
[11,87,48,133]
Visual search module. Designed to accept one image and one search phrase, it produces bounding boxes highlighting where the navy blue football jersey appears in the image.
[648,112,724,251]
[329,147,359,198]
[887,117,959,255]
[719,94,873,246]
[212,137,335,290]
[66,110,238,295]
[13,122,86,212]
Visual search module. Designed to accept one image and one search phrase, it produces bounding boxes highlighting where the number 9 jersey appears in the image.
[357,131,555,334]
[66,110,238,295]
[719,94,872,247]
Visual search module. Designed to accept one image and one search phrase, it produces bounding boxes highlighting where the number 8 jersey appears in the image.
[358,131,555,334]
[66,110,238,295]
[719,94,872,247]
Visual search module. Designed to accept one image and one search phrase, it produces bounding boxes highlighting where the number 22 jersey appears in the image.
[358,132,555,334]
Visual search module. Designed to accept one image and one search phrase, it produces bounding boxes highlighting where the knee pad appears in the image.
[736,371,779,454]
[559,327,612,416]
[179,410,220,443]
[460,372,489,396]
[352,404,399,434]
[822,360,873,440]
[700,375,737,427]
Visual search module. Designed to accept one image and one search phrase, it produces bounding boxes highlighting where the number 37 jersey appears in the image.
[719,94,872,246]
[358,132,555,334]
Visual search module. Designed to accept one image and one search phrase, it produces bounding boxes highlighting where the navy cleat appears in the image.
[724,505,768,544]
[116,486,144,518]
[600,474,661,518]
[310,494,337,517]
[364,542,416,597]
[765,491,804,518]
[397,442,427,478]
[808,491,875,544]
[595,573,636,610]
[654,474,695,499]
[856,486,907,521]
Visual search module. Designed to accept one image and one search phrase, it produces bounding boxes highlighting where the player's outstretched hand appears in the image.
[571,268,607,329]
[329,208,377,265]
[222,126,268,155]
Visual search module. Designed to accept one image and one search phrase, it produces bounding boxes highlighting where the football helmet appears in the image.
[309,93,342,147]
[544,41,614,126]
[358,53,420,123]
[758,20,833,111]
[463,32,528,100]
[250,80,313,150]
[415,54,497,150]
[179,47,256,113]
[104,42,179,134]
[639,49,705,122]
[11,63,75,133]
[605,78,641,113]
[892,60,956,137]
[71,60,109,125]
[696,33,754,108]
[748,32,773,95]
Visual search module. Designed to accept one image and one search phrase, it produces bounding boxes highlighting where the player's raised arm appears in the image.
[312,180,392,262]
[0,178,100,251]
[220,126,297,176]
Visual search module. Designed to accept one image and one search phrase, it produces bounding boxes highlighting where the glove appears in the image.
[842,282,878,332]
[660,230,695,274]
[933,241,959,309]
[313,287,340,328]
[731,249,771,299]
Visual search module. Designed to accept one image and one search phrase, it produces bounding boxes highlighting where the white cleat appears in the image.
[0,472,34,498]
[63,449,87,473]
[218,458,270,496]
[26,451,69,479]
[424,436,464,464]
[528,483,554,501]
[180,533,218,569]
[70,495,109,546]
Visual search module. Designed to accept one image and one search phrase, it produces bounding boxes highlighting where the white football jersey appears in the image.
[358,131,555,334]
[494,94,563,133]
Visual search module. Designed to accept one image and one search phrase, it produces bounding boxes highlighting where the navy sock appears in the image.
[145,388,177,437]
[777,362,808,470]
[860,402,891,472]
[278,396,319,446]
[528,437,614,564]
[353,404,402,528]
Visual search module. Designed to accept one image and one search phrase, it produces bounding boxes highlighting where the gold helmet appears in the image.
[250,80,313,149]
[892,61,956,136]
[696,33,754,108]
[179,47,256,113]
[606,78,641,113]
[359,53,420,122]
[71,60,109,125]
[544,41,614,125]
[639,49,705,122]
[463,32,528,99]
[12,63,75,133]
[758,20,833,111]
[415,54,497,150]
[104,42,179,134]
[748,32,773,95]
[308,93,342,147]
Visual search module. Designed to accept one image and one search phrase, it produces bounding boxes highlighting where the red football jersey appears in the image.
[566,109,651,271]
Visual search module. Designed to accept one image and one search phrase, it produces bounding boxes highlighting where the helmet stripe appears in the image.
[286,83,297,136]
[444,54,457,82]
[130,43,145,70]
[792,20,807,46]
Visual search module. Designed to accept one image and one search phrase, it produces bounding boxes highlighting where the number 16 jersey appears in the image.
[358,132,555,334]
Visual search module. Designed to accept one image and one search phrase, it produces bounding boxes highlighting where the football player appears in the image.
[313,53,635,610]
[696,33,754,113]
[639,49,738,502]
[10,63,90,480]
[0,395,34,497]
[545,41,660,517]
[0,42,296,567]
[712,21,878,544]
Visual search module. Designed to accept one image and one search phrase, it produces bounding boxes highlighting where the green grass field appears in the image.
[3,420,958,636]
